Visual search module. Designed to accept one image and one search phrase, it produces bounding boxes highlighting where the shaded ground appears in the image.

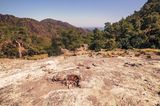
[0,50,160,106]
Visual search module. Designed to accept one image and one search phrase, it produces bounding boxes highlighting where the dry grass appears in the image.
[133,49,160,57]
[24,54,48,60]
[101,49,130,58]
[141,49,160,53]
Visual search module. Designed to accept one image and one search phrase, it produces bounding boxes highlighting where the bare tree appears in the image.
[15,40,22,58]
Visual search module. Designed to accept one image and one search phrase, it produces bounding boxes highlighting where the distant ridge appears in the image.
[84,27,104,31]
[0,14,88,37]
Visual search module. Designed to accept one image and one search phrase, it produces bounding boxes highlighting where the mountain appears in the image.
[0,14,89,58]
[0,14,87,37]
[41,19,88,36]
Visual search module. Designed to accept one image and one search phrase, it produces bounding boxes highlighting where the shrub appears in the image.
[89,40,104,52]
[105,39,117,50]
[1,42,19,58]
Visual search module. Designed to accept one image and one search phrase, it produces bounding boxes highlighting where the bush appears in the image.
[1,42,19,58]
[89,40,104,52]
[27,48,39,56]
[105,39,117,50]
[0,51,4,58]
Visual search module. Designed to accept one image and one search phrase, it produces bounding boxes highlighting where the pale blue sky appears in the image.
[0,0,147,27]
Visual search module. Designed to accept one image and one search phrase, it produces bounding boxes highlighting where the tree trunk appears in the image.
[15,40,22,58]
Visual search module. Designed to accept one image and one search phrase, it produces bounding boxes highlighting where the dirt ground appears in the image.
[0,50,160,106]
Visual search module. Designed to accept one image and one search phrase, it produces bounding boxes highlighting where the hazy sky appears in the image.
[0,0,147,27]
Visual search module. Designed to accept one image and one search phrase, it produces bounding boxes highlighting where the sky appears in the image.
[0,0,147,27]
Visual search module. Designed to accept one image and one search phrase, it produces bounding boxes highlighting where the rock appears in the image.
[0,52,160,106]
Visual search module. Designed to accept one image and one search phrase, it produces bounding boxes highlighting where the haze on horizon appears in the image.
[0,0,147,27]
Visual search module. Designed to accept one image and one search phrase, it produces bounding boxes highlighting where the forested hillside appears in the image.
[0,14,88,58]
[90,0,160,51]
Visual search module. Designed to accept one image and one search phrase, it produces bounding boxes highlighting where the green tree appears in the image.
[60,29,83,51]
[47,37,62,56]
[89,28,105,51]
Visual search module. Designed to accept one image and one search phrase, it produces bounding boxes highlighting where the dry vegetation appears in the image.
[24,54,49,60]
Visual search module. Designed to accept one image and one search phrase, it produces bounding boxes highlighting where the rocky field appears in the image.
[0,50,160,106]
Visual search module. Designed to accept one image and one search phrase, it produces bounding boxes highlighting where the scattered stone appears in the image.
[92,63,97,67]
[146,55,152,59]
[65,74,81,88]
[77,63,84,67]
[158,91,160,96]
[86,66,90,69]
[26,74,31,79]
[124,62,142,67]
[156,103,160,106]
[52,74,81,89]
